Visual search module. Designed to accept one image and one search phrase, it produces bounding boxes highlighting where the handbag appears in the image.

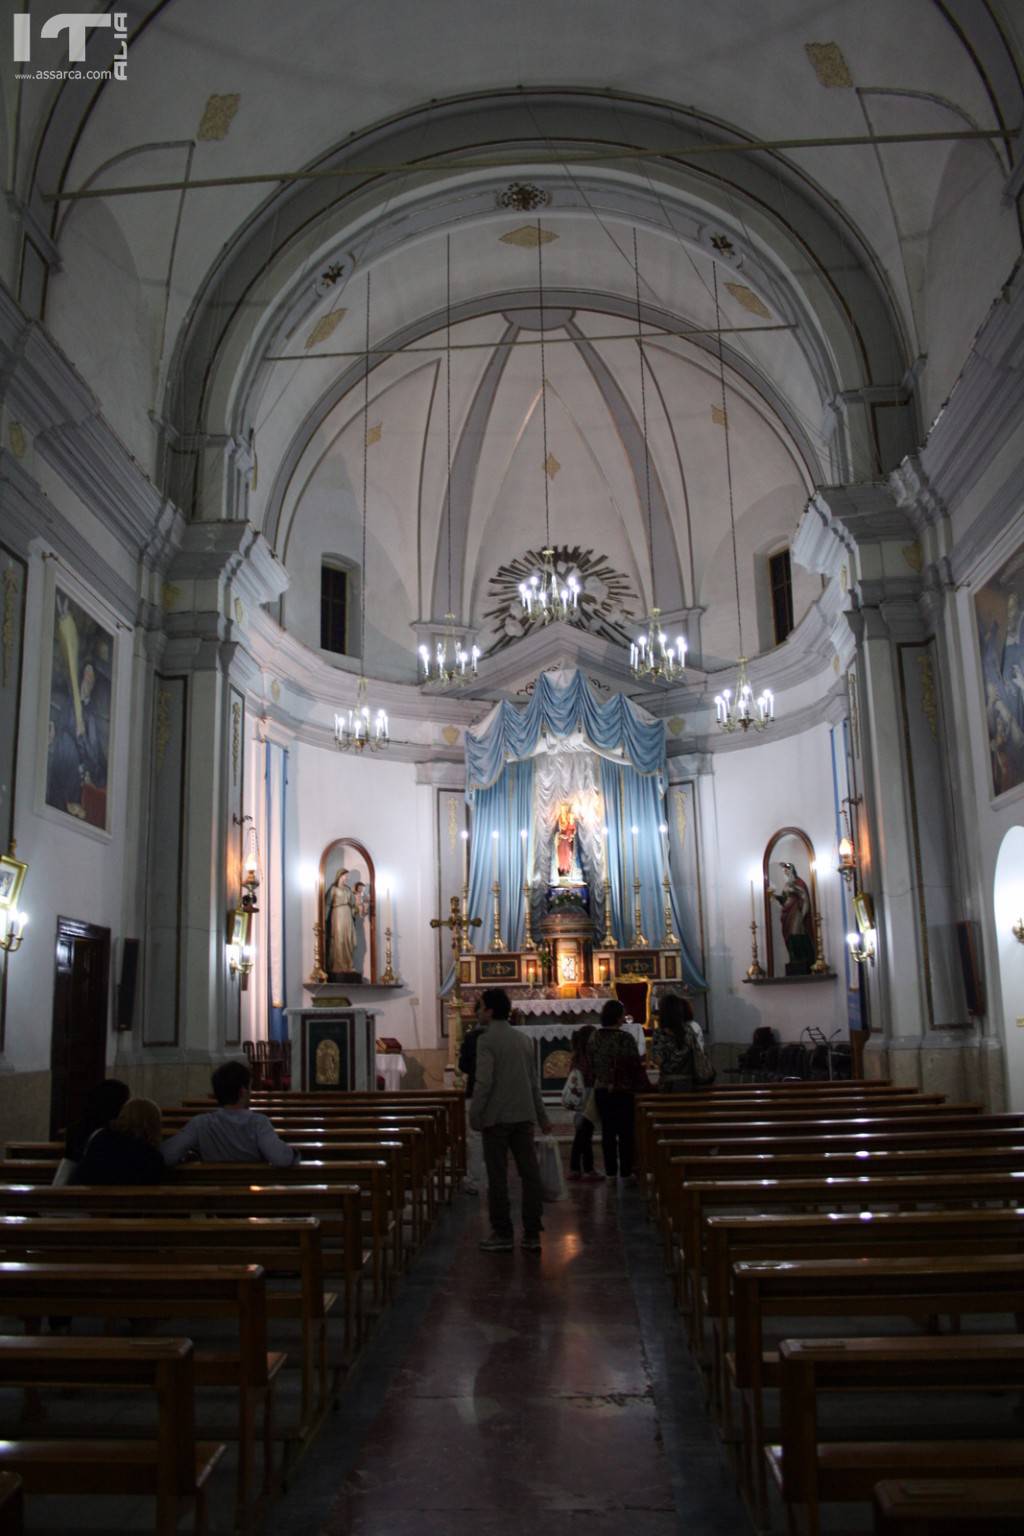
[560,1066,586,1111]
[535,1134,567,1201]
[687,1020,717,1086]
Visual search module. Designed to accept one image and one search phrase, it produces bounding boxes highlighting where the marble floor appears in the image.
[274,1173,747,1536]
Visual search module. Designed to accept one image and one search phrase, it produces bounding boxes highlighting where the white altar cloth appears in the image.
[376,1053,407,1090]
[515,997,606,1016]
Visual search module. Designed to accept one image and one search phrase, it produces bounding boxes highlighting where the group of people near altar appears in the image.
[460,987,713,1253]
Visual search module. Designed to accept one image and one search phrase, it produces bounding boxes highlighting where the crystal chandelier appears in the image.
[420,235,481,686]
[628,229,687,685]
[335,675,389,752]
[517,218,580,623]
[709,262,775,734]
[337,267,389,751]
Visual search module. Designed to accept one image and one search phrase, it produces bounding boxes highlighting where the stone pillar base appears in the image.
[863,1032,1004,1109]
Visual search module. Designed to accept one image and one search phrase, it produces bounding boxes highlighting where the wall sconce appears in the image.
[847,928,876,965]
[234,816,261,913]
[0,843,29,955]
[227,908,254,981]
[837,801,860,885]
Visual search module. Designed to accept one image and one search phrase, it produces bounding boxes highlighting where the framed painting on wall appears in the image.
[37,568,117,837]
[318,837,377,983]
[975,545,1024,799]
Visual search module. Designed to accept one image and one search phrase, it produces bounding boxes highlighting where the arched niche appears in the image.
[993,825,1024,1108]
[761,826,820,978]
[319,837,378,984]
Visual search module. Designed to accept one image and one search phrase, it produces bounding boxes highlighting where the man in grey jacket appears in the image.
[469,988,551,1252]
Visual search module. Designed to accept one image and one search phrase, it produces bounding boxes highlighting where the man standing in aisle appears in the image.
[469,989,551,1252]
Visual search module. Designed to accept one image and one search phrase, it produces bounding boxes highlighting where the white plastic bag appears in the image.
[560,1066,585,1111]
[535,1134,567,1202]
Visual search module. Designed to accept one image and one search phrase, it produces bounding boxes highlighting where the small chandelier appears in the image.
[627,230,687,687]
[419,613,481,684]
[714,657,774,732]
[710,262,776,734]
[517,219,581,624]
[335,676,389,753]
[519,551,580,623]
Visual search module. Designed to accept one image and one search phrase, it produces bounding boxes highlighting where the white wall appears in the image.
[273,738,441,1051]
[699,721,851,1050]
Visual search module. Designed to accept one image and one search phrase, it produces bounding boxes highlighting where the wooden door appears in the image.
[50,918,111,1138]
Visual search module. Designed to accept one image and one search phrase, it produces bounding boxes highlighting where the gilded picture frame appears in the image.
[0,850,27,912]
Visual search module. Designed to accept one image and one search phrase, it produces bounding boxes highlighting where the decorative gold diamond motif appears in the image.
[365,422,382,447]
[711,404,728,426]
[725,282,771,319]
[441,725,461,747]
[197,93,241,141]
[805,42,852,88]
[544,453,561,479]
[305,310,346,349]
[500,225,558,249]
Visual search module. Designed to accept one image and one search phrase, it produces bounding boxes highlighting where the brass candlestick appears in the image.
[308,921,328,984]
[602,878,618,948]
[460,884,475,954]
[811,909,830,974]
[490,880,506,951]
[380,926,397,985]
[522,882,536,950]
[632,877,649,948]
[746,917,766,979]
[661,874,680,948]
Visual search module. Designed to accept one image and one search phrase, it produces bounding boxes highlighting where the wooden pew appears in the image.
[731,1252,1024,1519]
[0,1474,21,1536]
[0,1184,365,1356]
[873,1478,1024,1534]
[704,1206,1024,1424]
[768,1336,1024,1536]
[0,1216,330,1433]
[0,1336,226,1536]
[0,1261,274,1528]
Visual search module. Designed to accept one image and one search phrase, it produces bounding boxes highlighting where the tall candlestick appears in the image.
[658,820,670,878]
[491,830,499,884]
[460,829,469,889]
[630,824,648,947]
[750,879,756,924]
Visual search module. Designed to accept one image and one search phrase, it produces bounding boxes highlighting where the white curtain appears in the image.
[530,749,606,909]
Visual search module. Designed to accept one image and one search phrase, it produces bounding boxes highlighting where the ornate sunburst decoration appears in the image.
[482,546,638,655]
[497,183,549,212]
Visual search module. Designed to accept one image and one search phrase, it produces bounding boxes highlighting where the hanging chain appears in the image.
[360,267,371,665]
[445,234,453,614]
[633,227,656,609]
[714,263,743,658]
[537,217,552,549]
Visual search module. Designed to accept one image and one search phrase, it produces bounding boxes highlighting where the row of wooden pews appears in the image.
[0,1087,465,1535]
[635,1077,1024,1535]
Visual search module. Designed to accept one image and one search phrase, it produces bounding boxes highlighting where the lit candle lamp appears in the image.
[491,829,499,884]
[460,828,469,888]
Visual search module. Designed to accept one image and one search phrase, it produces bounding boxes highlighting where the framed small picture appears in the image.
[853,890,875,935]
[0,850,27,912]
[229,909,251,947]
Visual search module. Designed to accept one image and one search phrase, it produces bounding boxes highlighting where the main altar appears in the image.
[437,670,707,1090]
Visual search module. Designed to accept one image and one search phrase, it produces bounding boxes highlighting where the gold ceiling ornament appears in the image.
[441,725,461,747]
[161,582,181,612]
[902,541,924,572]
[667,717,685,737]
[365,421,383,447]
[497,183,549,212]
[197,93,241,141]
[711,403,727,426]
[916,651,939,739]
[8,421,26,458]
[270,679,281,703]
[725,281,772,319]
[305,310,347,349]
[544,452,561,479]
[500,225,558,249]
[805,41,853,88]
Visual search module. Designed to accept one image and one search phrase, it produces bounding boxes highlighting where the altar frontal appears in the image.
[449,671,706,1087]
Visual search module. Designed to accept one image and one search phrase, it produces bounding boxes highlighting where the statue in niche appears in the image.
[555,802,577,880]
[768,861,815,975]
[315,1038,341,1086]
[326,868,359,976]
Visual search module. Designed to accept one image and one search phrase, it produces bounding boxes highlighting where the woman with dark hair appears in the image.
[565,1024,601,1182]
[74,1098,166,1186]
[652,994,714,1090]
[587,999,643,1180]
[53,1078,130,1185]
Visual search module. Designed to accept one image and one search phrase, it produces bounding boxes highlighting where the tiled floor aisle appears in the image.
[280,1175,746,1536]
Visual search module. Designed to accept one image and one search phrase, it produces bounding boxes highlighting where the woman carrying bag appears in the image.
[562,1024,602,1182]
[588,999,649,1181]
[652,994,716,1090]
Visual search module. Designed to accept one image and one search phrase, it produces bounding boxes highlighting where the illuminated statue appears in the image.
[555,802,577,879]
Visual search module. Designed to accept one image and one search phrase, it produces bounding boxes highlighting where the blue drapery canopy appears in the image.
[465,668,666,794]
[461,671,707,991]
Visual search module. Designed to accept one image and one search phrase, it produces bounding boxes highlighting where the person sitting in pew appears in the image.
[73,1097,166,1185]
[161,1061,301,1167]
[53,1077,129,1185]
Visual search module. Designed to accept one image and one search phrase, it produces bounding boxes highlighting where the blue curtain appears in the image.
[466,758,536,952]
[599,759,707,990]
[466,669,665,792]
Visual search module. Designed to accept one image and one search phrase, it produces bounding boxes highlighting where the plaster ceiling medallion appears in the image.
[305,309,347,349]
[483,545,638,655]
[500,225,559,249]
[805,41,853,88]
[497,183,549,212]
[725,282,772,319]
[197,93,241,140]
[441,725,461,747]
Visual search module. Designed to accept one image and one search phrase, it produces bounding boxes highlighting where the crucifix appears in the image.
[430,895,482,1068]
